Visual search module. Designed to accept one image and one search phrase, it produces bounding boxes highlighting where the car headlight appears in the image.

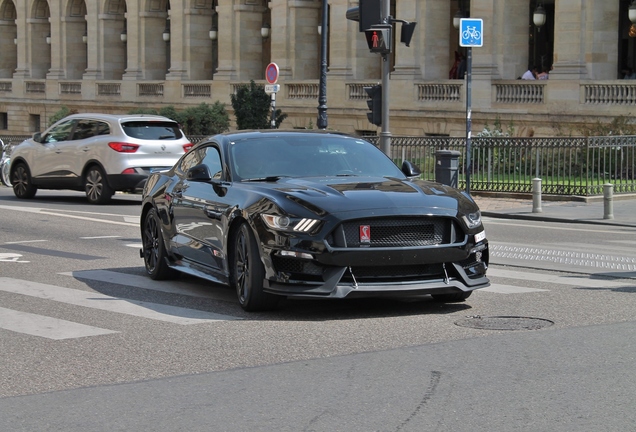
[462,210,482,229]
[261,214,321,233]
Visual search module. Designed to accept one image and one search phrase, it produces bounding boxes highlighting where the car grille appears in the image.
[326,217,459,248]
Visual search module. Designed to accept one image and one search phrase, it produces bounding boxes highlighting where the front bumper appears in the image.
[262,242,490,299]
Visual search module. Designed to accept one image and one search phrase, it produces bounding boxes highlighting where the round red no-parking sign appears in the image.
[266,62,279,84]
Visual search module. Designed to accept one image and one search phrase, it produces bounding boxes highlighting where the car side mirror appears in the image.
[32,132,42,143]
[401,160,421,178]
[187,164,212,182]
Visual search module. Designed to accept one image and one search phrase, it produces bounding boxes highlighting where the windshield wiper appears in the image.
[243,175,288,182]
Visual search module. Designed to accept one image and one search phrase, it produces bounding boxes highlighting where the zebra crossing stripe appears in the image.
[0,307,118,340]
[0,278,239,325]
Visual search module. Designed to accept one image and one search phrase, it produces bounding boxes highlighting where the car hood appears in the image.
[247,176,478,218]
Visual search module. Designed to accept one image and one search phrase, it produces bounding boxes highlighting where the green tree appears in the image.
[48,106,78,127]
[230,80,287,129]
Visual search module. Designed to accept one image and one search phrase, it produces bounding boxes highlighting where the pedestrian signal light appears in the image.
[364,25,391,54]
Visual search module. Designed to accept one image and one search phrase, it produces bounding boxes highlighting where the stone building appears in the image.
[0,0,635,136]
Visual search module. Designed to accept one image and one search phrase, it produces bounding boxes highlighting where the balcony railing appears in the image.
[138,83,164,97]
[417,82,463,102]
[494,81,545,104]
[25,81,45,94]
[97,83,121,96]
[60,82,82,95]
[286,82,319,99]
[583,82,636,104]
[183,83,211,98]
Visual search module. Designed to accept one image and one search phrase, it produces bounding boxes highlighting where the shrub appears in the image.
[230,80,287,129]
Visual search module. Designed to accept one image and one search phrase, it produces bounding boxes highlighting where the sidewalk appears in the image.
[472,193,636,228]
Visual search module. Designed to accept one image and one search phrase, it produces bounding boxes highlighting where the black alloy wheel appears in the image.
[11,163,37,199]
[85,165,114,204]
[231,222,279,312]
[142,208,178,280]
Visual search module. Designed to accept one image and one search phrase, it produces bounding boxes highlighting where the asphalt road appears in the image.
[1,188,636,431]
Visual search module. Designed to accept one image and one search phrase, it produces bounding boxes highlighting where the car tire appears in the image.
[431,291,472,302]
[11,163,37,199]
[231,222,279,312]
[142,208,179,280]
[85,165,114,205]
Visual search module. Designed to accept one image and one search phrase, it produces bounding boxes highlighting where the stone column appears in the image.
[0,20,17,79]
[283,0,321,80]
[45,0,65,80]
[215,1,267,82]
[551,0,588,79]
[122,1,142,80]
[176,5,215,81]
[96,12,126,80]
[27,18,50,79]
[60,16,87,80]
[139,11,170,80]
[328,0,379,80]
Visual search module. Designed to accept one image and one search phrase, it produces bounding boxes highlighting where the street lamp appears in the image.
[45,33,51,44]
[209,25,218,41]
[533,3,546,31]
[121,27,127,43]
[316,0,328,129]
[162,20,170,42]
[453,10,463,30]
[630,1,636,24]
[261,23,270,39]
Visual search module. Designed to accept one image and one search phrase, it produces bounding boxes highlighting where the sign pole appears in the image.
[265,63,280,129]
[459,18,482,194]
[379,0,391,158]
[466,47,472,194]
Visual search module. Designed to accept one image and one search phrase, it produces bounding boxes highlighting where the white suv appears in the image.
[9,113,192,204]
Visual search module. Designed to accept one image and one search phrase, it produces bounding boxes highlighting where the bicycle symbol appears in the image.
[462,26,481,41]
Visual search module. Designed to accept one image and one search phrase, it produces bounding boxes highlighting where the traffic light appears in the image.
[346,0,382,32]
[365,85,382,126]
[364,25,391,54]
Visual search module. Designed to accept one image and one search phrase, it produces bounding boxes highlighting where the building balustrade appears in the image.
[0,81,12,93]
[137,83,164,97]
[60,82,82,95]
[97,83,121,96]
[583,82,636,105]
[25,81,45,94]
[417,82,463,102]
[183,84,212,98]
[285,82,319,99]
[494,81,545,104]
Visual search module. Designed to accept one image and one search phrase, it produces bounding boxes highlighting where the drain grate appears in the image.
[455,316,554,331]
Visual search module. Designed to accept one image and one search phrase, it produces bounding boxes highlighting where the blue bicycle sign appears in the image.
[460,18,483,47]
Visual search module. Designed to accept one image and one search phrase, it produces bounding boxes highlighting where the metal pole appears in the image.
[465,47,472,194]
[379,0,392,158]
[270,92,276,129]
[317,0,328,129]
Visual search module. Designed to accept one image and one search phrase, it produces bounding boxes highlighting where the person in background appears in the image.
[522,66,538,80]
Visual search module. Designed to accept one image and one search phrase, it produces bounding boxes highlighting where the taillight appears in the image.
[109,142,140,153]
[183,143,194,152]
[121,168,137,175]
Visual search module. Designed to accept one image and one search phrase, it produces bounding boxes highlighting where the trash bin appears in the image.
[435,150,460,188]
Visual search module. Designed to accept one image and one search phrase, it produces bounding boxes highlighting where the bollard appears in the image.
[532,178,542,213]
[435,150,460,188]
[603,183,614,220]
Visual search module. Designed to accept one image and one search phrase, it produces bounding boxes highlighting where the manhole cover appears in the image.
[455,316,554,331]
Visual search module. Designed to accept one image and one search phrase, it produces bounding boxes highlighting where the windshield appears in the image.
[230,135,405,181]
[121,121,183,140]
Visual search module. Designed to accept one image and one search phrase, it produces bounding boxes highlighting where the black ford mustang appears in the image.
[140,130,489,311]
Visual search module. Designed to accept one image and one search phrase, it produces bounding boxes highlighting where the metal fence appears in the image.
[4,134,636,196]
[365,135,636,196]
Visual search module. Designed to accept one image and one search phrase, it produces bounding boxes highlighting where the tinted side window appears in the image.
[202,147,222,179]
[121,121,183,140]
[41,119,75,143]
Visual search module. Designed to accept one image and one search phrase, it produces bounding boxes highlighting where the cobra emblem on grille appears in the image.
[360,225,371,244]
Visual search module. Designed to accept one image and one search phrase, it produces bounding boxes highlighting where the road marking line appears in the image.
[0,205,137,227]
[479,284,549,294]
[488,268,635,289]
[0,278,239,324]
[0,253,29,263]
[4,239,48,244]
[80,236,121,239]
[0,307,118,340]
[60,269,236,302]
